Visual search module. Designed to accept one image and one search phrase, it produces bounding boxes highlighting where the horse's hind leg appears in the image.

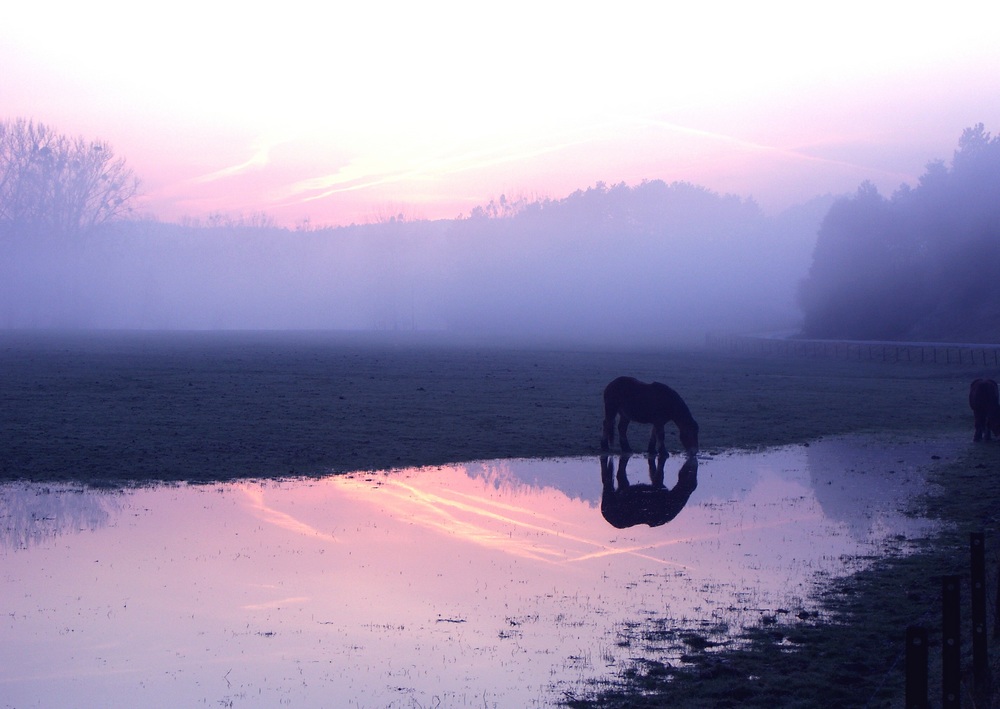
[618,417,633,452]
[649,424,666,457]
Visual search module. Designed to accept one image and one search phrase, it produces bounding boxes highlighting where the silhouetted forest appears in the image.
[799,124,1000,343]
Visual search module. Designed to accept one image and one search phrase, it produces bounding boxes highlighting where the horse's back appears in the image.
[604,376,647,406]
[604,376,682,421]
[604,375,673,398]
[970,378,1000,410]
[604,376,638,397]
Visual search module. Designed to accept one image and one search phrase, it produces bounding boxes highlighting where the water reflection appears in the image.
[805,434,954,539]
[0,435,960,708]
[599,454,698,529]
[0,484,121,551]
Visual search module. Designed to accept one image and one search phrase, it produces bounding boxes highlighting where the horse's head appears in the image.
[679,420,699,455]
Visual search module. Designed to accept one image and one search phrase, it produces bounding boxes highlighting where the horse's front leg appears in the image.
[648,424,666,457]
[618,416,633,452]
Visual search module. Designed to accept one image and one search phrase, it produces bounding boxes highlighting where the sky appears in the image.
[2,1,999,227]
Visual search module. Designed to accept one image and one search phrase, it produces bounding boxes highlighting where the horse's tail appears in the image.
[601,386,618,447]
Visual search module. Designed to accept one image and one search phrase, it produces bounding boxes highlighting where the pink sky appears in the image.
[3,1,998,227]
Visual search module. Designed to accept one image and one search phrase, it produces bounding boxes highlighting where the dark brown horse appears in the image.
[601,376,699,456]
[599,453,698,529]
[969,378,1000,441]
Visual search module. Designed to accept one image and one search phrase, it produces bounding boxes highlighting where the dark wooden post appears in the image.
[942,574,961,708]
[906,626,929,709]
[995,561,1000,639]
[971,533,990,703]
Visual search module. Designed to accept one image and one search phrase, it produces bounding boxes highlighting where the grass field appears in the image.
[0,329,980,483]
[2,330,999,707]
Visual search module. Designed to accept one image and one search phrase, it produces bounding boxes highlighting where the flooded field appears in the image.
[0,435,959,708]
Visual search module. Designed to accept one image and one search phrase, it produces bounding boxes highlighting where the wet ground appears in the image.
[0,434,959,708]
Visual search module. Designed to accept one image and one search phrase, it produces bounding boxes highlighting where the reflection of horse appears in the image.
[601,376,699,456]
[599,454,698,529]
[969,378,1000,441]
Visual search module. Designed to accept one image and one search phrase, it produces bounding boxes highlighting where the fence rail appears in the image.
[706,333,1000,367]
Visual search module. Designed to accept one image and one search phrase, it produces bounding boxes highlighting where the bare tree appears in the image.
[0,118,140,238]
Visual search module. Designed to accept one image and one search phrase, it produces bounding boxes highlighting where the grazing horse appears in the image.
[599,453,698,529]
[969,378,1000,441]
[601,376,699,456]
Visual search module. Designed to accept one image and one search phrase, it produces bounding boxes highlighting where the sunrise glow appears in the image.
[3,1,998,226]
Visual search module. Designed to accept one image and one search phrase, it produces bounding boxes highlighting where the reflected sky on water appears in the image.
[0,435,958,707]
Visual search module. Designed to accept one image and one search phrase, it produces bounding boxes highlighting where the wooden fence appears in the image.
[706,333,1000,367]
[905,533,993,708]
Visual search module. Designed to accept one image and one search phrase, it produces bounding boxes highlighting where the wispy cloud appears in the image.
[190,136,283,184]
[239,485,340,544]
[275,130,601,207]
[635,116,914,181]
[333,472,689,567]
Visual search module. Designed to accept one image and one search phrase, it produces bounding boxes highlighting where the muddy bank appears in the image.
[0,330,979,483]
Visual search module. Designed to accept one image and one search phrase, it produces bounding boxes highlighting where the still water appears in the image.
[0,435,956,708]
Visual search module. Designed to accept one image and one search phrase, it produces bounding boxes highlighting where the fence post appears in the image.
[995,561,1000,639]
[971,533,990,703]
[942,574,962,708]
[906,625,929,709]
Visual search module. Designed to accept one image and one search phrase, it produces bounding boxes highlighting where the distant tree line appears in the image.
[0,174,826,338]
[799,124,1000,343]
[0,118,139,239]
[435,179,820,341]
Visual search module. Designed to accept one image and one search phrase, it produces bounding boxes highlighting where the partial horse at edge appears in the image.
[969,378,1000,441]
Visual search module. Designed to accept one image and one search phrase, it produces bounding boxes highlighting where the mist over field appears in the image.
[0,181,831,347]
[5,124,997,347]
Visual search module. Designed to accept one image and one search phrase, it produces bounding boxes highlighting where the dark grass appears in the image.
[0,329,976,484]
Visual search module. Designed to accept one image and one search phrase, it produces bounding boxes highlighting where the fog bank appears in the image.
[0,181,829,347]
